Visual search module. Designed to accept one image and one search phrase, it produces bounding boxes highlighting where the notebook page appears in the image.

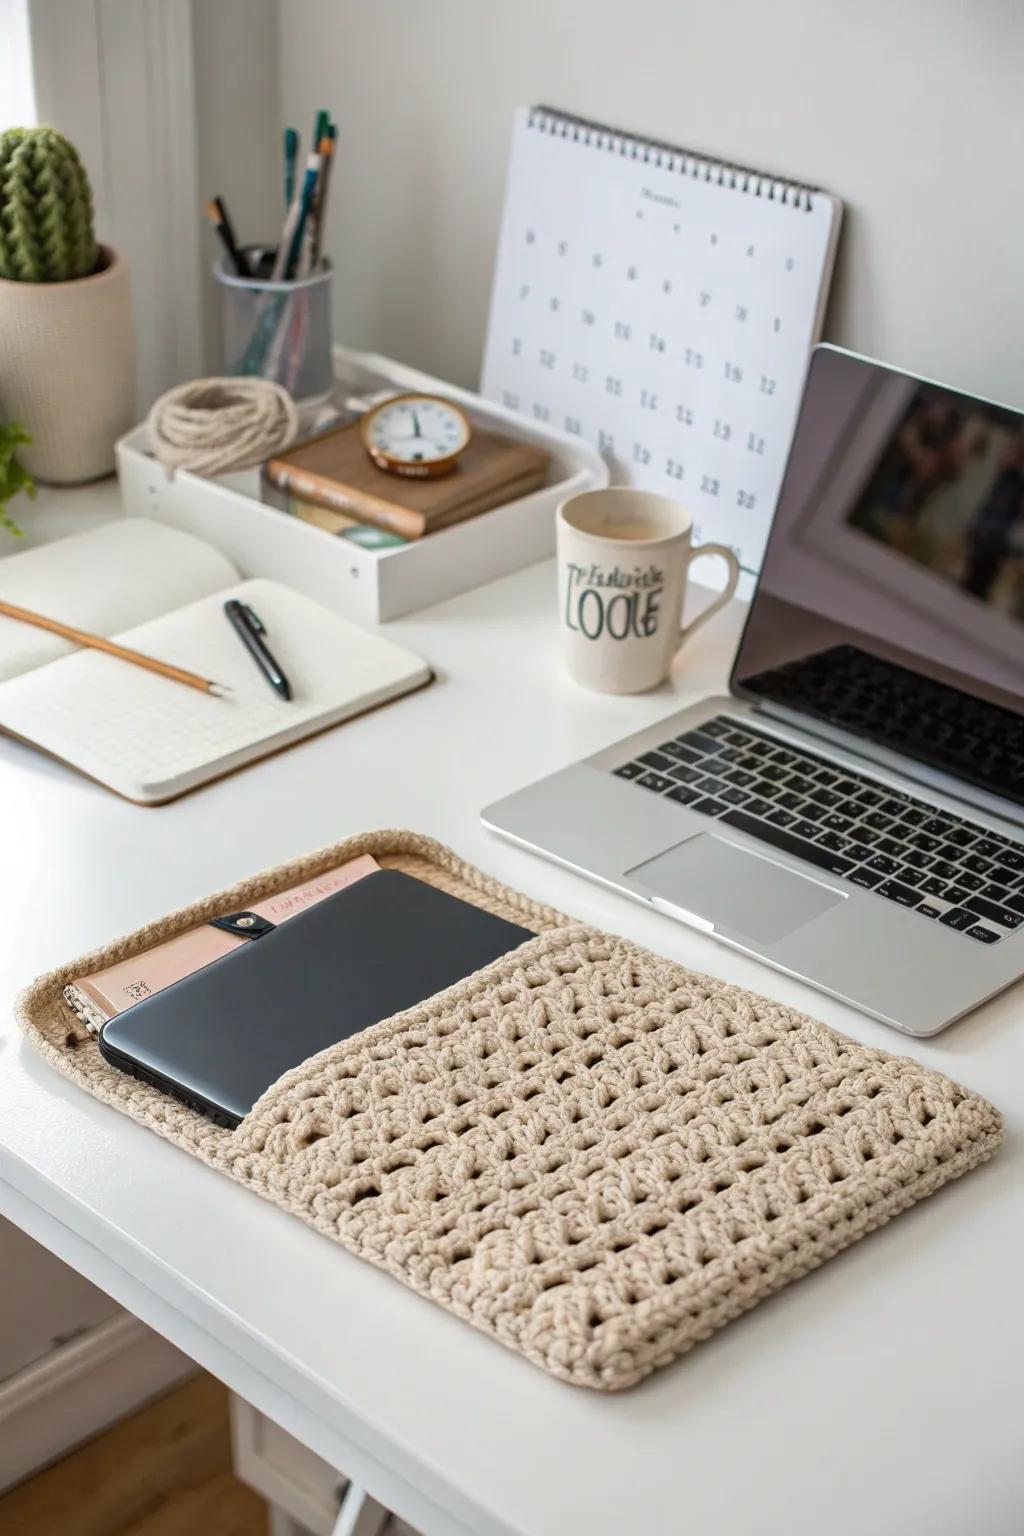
[482,108,842,583]
[0,519,239,683]
[0,577,430,802]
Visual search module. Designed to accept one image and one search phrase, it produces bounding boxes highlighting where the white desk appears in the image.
[1,485,1021,1536]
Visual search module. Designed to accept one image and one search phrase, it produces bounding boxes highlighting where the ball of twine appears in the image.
[147,377,300,477]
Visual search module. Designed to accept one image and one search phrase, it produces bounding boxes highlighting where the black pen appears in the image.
[224,600,292,701]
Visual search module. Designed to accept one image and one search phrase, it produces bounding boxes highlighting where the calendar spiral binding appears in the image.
[528,106,817,213]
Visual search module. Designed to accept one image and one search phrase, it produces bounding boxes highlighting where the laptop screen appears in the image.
[731,346,1024,808]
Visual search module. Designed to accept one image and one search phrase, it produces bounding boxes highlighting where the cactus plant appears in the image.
[0,127,99,283]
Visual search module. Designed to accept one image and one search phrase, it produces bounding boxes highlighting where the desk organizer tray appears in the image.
[18,830,1003,1391]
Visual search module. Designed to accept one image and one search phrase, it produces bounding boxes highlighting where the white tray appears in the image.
[117,347,607,624]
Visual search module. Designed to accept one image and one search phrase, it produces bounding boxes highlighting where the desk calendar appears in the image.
[482,107,843,579]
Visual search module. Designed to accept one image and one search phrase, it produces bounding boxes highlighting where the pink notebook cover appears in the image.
[67,854,379,1025]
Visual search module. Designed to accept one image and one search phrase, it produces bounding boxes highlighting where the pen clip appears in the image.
[242,603,266,635]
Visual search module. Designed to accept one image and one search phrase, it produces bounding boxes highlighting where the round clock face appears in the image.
[362,394,472,478]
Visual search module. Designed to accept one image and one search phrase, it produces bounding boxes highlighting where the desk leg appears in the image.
[330,1482,389,1536]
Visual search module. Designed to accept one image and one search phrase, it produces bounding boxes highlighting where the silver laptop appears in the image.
[483,346,1024,1037]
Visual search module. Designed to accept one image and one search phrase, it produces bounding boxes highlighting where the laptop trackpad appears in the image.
[628,833,845,943]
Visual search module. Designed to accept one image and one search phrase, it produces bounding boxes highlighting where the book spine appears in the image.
[265,463,427,539]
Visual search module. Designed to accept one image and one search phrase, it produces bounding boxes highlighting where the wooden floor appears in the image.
[0,1374,268,1536]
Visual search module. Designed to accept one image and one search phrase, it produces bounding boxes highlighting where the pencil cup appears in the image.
[215,257,334,400]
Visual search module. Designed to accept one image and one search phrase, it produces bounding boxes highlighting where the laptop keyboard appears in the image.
[614,714,1024,944]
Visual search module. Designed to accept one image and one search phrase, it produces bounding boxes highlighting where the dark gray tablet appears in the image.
[99,869,532,1128]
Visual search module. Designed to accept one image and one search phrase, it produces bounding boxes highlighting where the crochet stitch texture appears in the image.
[18,831,1003,1390]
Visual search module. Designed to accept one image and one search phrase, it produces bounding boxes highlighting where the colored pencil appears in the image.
[0,600,231,697]
[205,197,251,278]
[283,127,299,209]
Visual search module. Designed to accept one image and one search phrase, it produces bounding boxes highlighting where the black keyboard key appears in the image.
[722,768,757,788]
[982,882,1012,902]
[876,838,905,858]
[719,810,855,875]
[724,730,752,747]
[939,907,975,931]
[810,786,842,809]
[964,895,1023,930]
[791,819,822,840]
[701,719,731,738]
[921,817,955,837]
[908,832,941,853]
[879,798,907,816]
[666,783,699,805]
[850,867,884,889]
[935,841,966,862]
[767,808,797,828]
[638,749,674,773]
[818,832,854,854]
[799,801,826,822]
[951,868,983,891]
[814,769,839,787]
[666,763,701,785]
[772,750,798,767]
[637,771,674,793]
[897,868,926,888]
[868,854,900,875]
[902,849,932,870]
[834,779,860,797]
[662,741,703,765]
[713,746,744,766]
[852,824,879,844]
[966,924,1000,943]
[1008,894,1024,916]
[945,827,975,847]
[855,788,884,808]
[877,880,921,909]
[615,762,644,780]
[862,811,894,832]
[821,812,854,834]
[718,786,749,806]
[973,839,1002,860]
[962,854,992,876]
[918,876,948,898]
[993,848,1024,873]
[759,764,789,783]
[745,798,773,818]
[747,742,774,758]
[679,730,724,757]
[945,885,973,906]
[694,797,728,817]
[775,790,804,811]
[899,807,927,828]
[695,775,727,794]
[918,903,942,920]
[787,775,814,796]
[846,841,877,864]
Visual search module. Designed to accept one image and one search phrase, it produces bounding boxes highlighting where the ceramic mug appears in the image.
[557,488,740,693]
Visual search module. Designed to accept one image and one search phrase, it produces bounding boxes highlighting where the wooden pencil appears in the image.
[0,599,231,697]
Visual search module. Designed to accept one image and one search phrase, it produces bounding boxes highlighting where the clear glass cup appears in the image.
[215,255,334,400]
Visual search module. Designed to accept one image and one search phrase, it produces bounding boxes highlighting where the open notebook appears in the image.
[0,520,431,803]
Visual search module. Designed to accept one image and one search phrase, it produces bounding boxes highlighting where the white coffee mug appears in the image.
[557,488,740,694]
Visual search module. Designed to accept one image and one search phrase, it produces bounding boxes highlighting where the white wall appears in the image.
[0,0,36,125]
[193,0,282,371]
[278,0,1023,407]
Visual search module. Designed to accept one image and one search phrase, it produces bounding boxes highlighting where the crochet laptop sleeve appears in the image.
[17,830,1003,1391]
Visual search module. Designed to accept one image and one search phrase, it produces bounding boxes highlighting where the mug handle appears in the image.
[679,543,741,642]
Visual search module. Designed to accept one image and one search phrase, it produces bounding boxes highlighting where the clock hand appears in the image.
[410,408,423,438]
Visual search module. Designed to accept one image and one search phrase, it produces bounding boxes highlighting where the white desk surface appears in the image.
[1,485,1021,1536]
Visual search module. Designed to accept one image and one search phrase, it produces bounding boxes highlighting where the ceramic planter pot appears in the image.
[0,244,134,484]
